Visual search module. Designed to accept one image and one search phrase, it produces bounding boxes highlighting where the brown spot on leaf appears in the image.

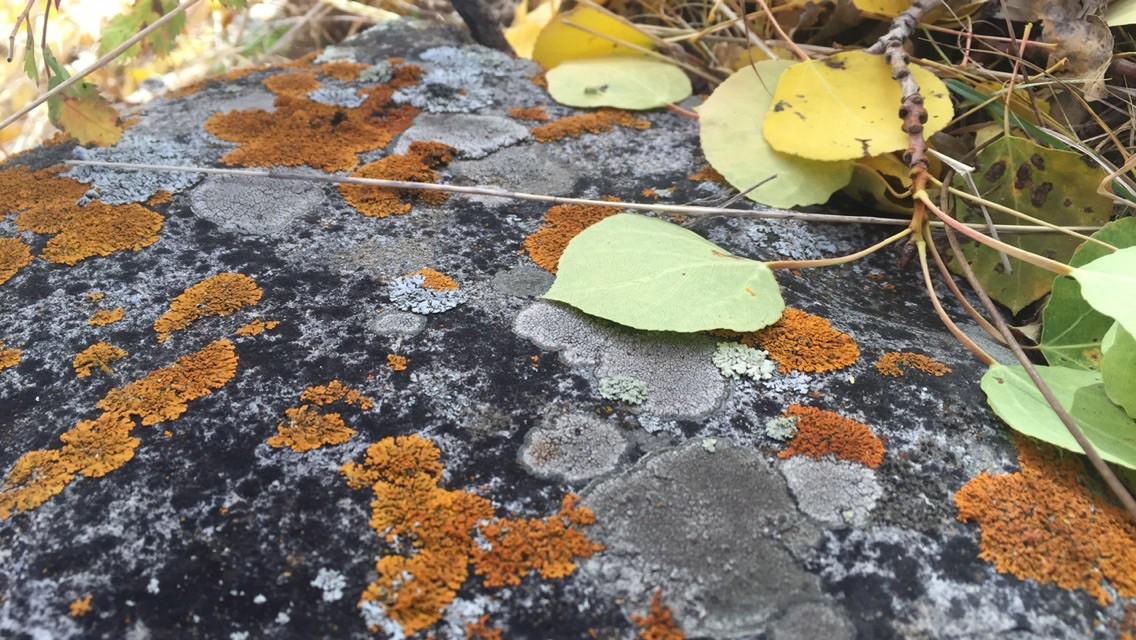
[1014,163,1032,189]
[984,160,1006,183]
[1030,182,1053,208]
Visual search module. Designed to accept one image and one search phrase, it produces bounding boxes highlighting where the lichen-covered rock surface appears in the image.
[1,19,1133,640]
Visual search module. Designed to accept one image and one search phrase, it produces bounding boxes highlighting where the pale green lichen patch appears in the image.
[598,375,648,405]
[713,342,777,380]
[764,416,799,441]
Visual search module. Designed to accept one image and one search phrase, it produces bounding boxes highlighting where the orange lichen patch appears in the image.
[508,106,549,122]
[471,494,605,587]
[343,436,602,636]
[73,342,128,378]
[875,351,952,377]
[387,354,409,372]
[40,203,164,266]
[741,308,860,374]
[531,109,651,143]
[0,450,75,519]
[88,307,125,327]
[319,61,370,82]
[414,267,459,291]
[68,595,93,618]
[154,273,262,343]
[338,141,454,218]
[1,340,240,519]
[235,319,280,337]
[98,339,239,426]
[86,292,106,303]
[263,71,320,97]
[633,592,685,640]
[0,166,163,266]
[777,404,884,469]
[689,167,726,184]
[0,237,33,286]
[266,405,356,452]
[300,379,374,411]
[642,187,659,199]
[0,341,20,372]
[59,414,140,478]
[956,436,1136,604]
[465,616,503,640]
[531,72,548,88]
[524,201,620,273]
[147,191,172,206]
[206,66,421,173]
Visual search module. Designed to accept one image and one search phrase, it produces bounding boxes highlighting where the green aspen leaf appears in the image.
[1101,323,1136,419]
[1071,246,1136,340]
[1040,218,1136,369]
[696,60,853,209]
[950,135,1112,314]
[982,363,1136,469]
[546,57,691,110]
[23,28,37,82]
[762,50,953,161]
[544,213,785,332]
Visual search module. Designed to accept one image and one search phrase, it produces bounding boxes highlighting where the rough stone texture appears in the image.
[0,18,1129,640]
[393,113,530,159]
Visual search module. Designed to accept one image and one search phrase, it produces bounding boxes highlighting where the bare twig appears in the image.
[64,159,1105,235]
[0,0,204,135]
[5,0,36,64]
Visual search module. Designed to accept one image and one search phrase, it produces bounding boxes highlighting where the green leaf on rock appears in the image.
[1101,323,1136,419]
[1071,246,1136,345]
[982,363,1136,469]
[696,60,853,208]
[546,57,692,110]
[544,213,785,332]
[951,135,1112,314]
[1040,218,1136,369]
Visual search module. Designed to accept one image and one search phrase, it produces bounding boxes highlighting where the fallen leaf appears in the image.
[982,363,1136,469]
[697,60,852,208]
[57,94,124,147]
[547,57,691,109]
[532,6,654,69]
[545,213,785,332]
[506,0,561,59]
[762,50,953,161]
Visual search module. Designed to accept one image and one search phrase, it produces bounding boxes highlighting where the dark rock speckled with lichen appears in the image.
[0,19,1130,640]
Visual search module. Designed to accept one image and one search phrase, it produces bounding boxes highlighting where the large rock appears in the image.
[0,19,1128,640]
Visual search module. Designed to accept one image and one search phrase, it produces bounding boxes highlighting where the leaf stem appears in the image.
[916,190,1073,275]
[766,228,911,270]
[943,184,1116,251]
[916,229,995,366]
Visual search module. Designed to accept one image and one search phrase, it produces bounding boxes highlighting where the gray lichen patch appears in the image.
[518,412,627,483]
[764,415,799,441]
[308,85,366,108]
[190,173,325,236]
[580,440,841,638]
[514,301,726,418]
[393,45,541,113]
[768,602,855,640]
[368,310,427,338]
[393,113,530,159]
[388,273,467,314]
[450,144,579,208]
[489,263,553,298]
[779,457,881,527]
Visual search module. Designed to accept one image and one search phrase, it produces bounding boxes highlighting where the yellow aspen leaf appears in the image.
[842,163,911,215]
[547,57,691,109]
[532,6,654,69]
[762,50,953,161]
[726,46,795,70]
[506,0,561,59]
[57,94,123,147]
[697,60,852,208]
[851,0,910,17]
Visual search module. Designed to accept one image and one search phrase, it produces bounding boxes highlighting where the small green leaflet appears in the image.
[545,57,692,110]
[99,0,188,61]
[1070,246,1136,339]
[1101,323,1136,419]
[696,60,852,209]
[1039,218,1136,370]
[982,363,1136,469]
[23,27,37,82]
[544,213,785,332]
